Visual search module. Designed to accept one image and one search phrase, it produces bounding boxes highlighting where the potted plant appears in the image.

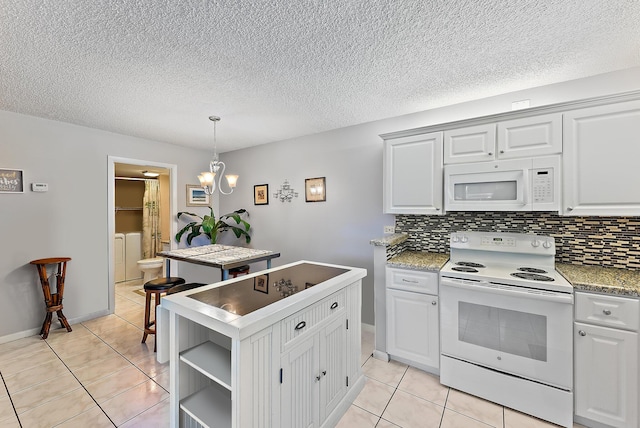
[175,207,251,245]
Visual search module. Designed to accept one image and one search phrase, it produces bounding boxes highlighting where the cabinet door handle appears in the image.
[330,302,338,310]
[578,330,586,336]
[322,370,327,376]
[499,150,504,154]
[295,321,306,331]
[602,309,612,315]
[567,206,574,211]
[488,152,493,156]
[431,301,437,305]
[315,374,321,382]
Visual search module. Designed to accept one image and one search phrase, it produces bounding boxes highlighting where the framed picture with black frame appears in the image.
[254,273,269,293]
[254,184,269,205]
[305,177,326,202]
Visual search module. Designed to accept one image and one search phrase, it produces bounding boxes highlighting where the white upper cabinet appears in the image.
[383,131,443,215]
[497,113,562,159]
[443,124,496,164]
[563,100,640,216]
[444,114,562,164]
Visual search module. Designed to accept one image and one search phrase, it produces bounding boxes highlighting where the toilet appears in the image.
[137,257,164,283]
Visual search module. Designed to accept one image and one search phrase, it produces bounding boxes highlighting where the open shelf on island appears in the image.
[180,385,231,428]
[180,341,232,390]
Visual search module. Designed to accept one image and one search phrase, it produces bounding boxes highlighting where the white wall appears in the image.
[1,66,638,339]
[219,66,640,325]
[0,110,209,341]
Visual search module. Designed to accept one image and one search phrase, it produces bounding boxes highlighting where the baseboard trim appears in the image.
[0,308,112,344]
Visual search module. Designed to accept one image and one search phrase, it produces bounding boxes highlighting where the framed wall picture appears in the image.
[305,177,326,202]
[254,274,269,294]
[254,184,269,205]
[0,168,24,193]
[186,184,210,206]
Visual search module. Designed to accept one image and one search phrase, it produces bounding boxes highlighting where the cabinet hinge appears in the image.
[280,368,283,384]
[346,319,349,330]
[346,376,349,387]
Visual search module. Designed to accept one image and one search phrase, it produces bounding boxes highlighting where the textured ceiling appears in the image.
[1,1,639,152]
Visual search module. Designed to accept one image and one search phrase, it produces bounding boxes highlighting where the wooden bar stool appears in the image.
[142,276,185,351]
[29,257,73,340]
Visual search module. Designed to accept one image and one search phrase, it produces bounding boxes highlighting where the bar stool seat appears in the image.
[229,265,250,278]
[166,282,206,295]
[29,257,73,340]
[142,276,185,351]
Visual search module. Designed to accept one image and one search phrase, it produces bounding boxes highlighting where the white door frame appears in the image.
[107,156,178,312]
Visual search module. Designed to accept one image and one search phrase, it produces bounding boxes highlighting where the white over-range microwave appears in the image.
[444,155,561,212]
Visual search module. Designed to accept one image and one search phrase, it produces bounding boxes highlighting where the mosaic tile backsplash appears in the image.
[395,213,640,270]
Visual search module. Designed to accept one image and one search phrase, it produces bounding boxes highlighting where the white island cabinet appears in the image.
[158,261,366,428]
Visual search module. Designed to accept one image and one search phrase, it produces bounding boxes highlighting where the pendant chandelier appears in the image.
[197,116,239,195]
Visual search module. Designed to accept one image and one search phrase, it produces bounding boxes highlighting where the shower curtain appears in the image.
[142,179,161,259]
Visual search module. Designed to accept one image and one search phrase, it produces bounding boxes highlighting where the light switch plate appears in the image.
[384,225,395,234]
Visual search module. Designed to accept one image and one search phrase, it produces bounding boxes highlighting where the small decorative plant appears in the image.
[175,207,251,245]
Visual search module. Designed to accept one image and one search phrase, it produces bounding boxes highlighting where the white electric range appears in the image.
[439,231,574,428]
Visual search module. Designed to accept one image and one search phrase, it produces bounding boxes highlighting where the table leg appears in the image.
[267,260,272,269]
[165,260,171,278]
[222,269,229,280]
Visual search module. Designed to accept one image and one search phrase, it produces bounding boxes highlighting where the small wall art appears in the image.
[254,184,269,205]
[305,177,326,202]
[254,273,269,293]
[186,184,210,206]
[0,168,24,193]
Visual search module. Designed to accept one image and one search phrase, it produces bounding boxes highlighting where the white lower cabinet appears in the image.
[281,314,347,427]
[385,267,439,372]
[574,292,639,428]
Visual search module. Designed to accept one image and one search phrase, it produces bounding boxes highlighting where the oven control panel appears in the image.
[450,232,556,255]
[481,236,516,247]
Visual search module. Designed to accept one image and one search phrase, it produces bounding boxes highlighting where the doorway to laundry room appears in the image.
[107,157,178,327]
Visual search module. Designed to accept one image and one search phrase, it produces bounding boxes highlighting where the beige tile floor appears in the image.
[0,280,585,428]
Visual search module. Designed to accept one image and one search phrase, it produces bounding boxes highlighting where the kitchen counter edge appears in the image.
[557,263,640,298]
[387,251,449,272]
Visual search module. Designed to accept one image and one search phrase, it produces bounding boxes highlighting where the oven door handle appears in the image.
[441,278,573,304]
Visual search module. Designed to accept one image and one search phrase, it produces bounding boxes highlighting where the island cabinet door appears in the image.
[281,334,320,428]
[319,314,348,423]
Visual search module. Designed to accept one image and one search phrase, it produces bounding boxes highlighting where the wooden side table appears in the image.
[29,257,73,339]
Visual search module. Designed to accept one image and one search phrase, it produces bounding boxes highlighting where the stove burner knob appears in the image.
[460,235,468,243]
[452,235,459,243]
[542,240,552,249]
[531,239,540,248]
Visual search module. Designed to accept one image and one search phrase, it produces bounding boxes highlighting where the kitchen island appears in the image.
[158,260,366,428]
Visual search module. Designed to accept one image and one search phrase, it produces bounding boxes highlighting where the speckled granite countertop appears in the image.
[557,263,640,298]
[370,233,408,247]
[387,251,450,272]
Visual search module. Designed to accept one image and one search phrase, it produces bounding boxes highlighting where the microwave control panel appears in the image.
[532,168,554,203]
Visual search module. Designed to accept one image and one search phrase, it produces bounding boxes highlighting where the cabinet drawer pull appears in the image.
[578,330,586,337]
[432,301,437,305]
[602,309,612,315]
[402,279,419,284]
[295,321,306,331]
[330,302,339,310]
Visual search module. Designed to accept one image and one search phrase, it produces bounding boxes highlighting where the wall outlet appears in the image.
[384,225,395,234]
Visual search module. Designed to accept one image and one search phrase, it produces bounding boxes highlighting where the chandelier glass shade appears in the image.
[198,116,238,196]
